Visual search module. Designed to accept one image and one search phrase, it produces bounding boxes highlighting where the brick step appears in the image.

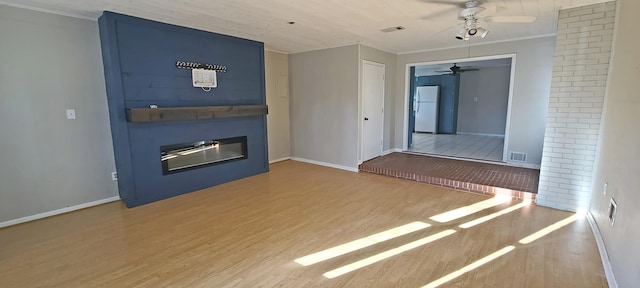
[359,153,538,201]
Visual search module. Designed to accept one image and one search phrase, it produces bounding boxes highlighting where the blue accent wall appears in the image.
[98,12,268,207]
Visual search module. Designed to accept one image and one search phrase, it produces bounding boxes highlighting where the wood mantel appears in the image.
[126,105,268,122]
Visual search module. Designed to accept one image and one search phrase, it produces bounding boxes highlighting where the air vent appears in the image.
[509,151,527,162]
[381,26,406,33]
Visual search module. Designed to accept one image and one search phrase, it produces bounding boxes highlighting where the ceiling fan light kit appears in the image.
[455,1,489,40]
[430,0,535,41]
[476,27,489,38]
[455,27,467,40]
[456,19,488,40]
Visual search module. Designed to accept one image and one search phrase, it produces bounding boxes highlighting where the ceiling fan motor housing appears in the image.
[458,6,486,20]
[449,1,533,40]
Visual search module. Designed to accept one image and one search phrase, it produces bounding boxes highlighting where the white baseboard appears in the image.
[359,149,399,164]
[382,149,399,156]
[0,196,121,228]
[586,212,618,288]
[506,161,541,169]
[457,132,505,137]
[269,157,290,164]
[290,157,359,172]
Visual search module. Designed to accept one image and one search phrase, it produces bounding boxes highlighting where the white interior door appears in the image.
[362,61,385,162]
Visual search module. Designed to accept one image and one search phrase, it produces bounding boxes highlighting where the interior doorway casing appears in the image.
[402,54,517,163]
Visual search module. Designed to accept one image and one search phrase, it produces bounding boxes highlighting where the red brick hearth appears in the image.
[359,153,538,201]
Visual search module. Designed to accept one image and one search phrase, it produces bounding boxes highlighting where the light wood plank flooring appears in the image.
[0,161,605,287]
[410,133,505,162]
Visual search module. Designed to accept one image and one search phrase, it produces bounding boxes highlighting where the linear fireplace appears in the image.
[161,136,248,175]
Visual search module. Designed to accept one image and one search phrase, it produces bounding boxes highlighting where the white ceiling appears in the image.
[0,0,613,54]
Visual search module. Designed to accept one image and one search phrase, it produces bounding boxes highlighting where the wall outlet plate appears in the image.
[111,172,118,181]
[603,182,608,195]
[66,109,76,120]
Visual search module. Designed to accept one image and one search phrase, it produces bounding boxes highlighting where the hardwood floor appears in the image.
[0,161,605,287]
[409,133,505,162]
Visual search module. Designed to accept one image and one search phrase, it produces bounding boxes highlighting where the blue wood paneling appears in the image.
[439,74,460,134]
[408,67,416,147]
[99,12,268,207]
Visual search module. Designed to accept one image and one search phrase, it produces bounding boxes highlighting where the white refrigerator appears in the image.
[414,86,439,133]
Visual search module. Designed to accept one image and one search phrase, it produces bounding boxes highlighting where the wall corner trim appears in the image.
[0,196,121,228]
[290,157,359,172]
[382,149,395,156]
[586,212,618,288]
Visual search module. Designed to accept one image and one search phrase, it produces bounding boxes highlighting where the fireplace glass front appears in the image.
[160,136,247,175]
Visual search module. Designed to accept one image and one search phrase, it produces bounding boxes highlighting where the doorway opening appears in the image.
[404,55,515,163]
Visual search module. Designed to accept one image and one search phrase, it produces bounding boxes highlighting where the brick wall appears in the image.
[537,1,616,212]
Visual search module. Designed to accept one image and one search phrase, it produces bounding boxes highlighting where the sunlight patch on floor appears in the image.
[429,195,512,223]
[518,214,579,244]
[421,246,516,288]
[294,221,431,266]
[322,229,456,279]
[459,201,530,229]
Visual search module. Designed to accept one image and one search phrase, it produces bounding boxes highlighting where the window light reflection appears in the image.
[459,201,530,229]
[323,229,456,279]
[421,246,516,288]
[518,214,579,244]
[295,221,431,266]
[429,195,512,223]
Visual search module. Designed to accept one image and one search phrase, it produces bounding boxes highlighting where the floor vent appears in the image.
[509,151,528,162]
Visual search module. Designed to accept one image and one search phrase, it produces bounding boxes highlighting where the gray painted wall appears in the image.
[265,51,290,162]
[396,36,556,166]
[0,6,118,223]
[289,45,359,168]
[359,45,397,154]
[457,66,511,135]
[590,0,640,286]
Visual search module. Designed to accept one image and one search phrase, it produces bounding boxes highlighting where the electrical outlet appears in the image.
[603,182,608,195]
[111,172,118,181]
[66,109,76,120]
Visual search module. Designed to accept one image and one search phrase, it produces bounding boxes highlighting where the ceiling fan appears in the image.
[435,63,479,74]
[424,0,537,40]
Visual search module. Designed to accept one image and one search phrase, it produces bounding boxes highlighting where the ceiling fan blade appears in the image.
[420,5,461,21]
[484,16,536,23]
[459,68,480,72]
[419,0,467,6]
[422,22,462,41]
